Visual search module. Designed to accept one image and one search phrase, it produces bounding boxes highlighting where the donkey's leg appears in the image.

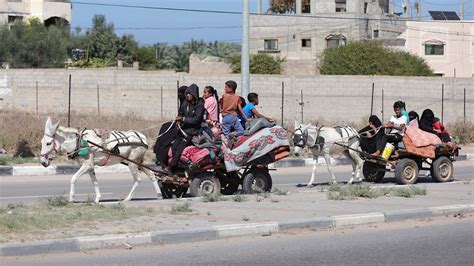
[348,143,364,182]
[88,171,102,204]
[308,156,318,187]
[69,163,93,202]
[323,153,338,184]
[123,163,141,202]
[343,150,356,184]
[140,167,161,198]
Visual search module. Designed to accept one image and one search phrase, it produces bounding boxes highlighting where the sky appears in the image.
[71,0,474,45]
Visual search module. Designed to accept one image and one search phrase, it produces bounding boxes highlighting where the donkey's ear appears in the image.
[45,117,52,131]
[52,120,60,132]
[302,123,311,132]
[294,120,300,129]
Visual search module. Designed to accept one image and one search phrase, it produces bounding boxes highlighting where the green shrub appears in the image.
[228,54,282,74]
[320,41,434,76]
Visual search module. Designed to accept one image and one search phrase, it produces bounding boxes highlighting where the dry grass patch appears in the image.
[0,110,164,160]
[327,184,427,200]
[0,196,157,243]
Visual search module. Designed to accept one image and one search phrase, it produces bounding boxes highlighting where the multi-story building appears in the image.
[397,20,473,78]
[0,0,71,27]
[251,0,406,74]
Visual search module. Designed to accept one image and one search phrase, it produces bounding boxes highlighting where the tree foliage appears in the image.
[319,41,434,76]
[228,54,282,74]
[0,18,69,68]
[0,14,241,71]
[269,0,296,14]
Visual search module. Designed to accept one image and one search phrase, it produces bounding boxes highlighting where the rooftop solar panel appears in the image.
[429,11,461,20]
[429,11,446,20]
[443,11,460,20]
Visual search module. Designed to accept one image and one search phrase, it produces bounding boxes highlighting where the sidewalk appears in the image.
[1,181,473,256]
[1,144,473,176]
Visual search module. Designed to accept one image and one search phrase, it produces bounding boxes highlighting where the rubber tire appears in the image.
[395,158,419,185]
[159,181,188,199]
[219,172,241,195]
[362,161,385,183]
[430,156,453,182]
[242,168,272,194]
[190,172,221,197]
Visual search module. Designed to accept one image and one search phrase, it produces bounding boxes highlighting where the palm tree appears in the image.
[166,45,191,72]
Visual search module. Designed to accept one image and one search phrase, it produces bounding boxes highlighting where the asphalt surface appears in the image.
[3,216,473,265]
[1,161,473,204]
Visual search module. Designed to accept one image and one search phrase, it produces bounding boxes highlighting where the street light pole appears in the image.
[242,0,250,98]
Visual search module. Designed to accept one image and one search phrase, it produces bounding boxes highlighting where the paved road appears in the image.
[3,216,473,265]
[1,161,473,204]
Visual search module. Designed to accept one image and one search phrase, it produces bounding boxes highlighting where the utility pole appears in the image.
[461,0,464,20]
[242,0,250,98]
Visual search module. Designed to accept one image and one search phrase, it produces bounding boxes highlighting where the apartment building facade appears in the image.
[251,0,406,74]
[0,0,71,26]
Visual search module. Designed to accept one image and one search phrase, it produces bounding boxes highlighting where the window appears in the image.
[364,3,368,14]
[302,39,311,48]
[302,0,311,13]
[326,35,346,48]
[264,39,278,51]
[335,0,347,13]
[424,40,445,55]
[8,15,23,23]
[373,30,379,39]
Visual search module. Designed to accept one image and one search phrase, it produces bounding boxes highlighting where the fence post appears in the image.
[97,84,100,116]
[381,89,384,122]
[68,74,71,127]
[176,80,180,112]
[299,90,304,123]
[35,81,38,115]
[161,85,163,120]
[281,81,284,126]
[370,82,375,116]
[464,88,466,123]
[441,84,444,124]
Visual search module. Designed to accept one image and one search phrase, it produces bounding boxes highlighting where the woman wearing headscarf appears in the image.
[359,115,386,154]
[419,109,451,143]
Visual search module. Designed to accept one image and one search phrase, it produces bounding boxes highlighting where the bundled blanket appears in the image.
[223,126,290,171]
[403,125,442,158]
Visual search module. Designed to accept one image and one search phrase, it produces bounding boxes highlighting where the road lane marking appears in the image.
[0,192,114,200]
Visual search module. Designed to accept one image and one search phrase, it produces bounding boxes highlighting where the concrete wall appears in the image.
[0,69,472,127]
[189,54,232,75]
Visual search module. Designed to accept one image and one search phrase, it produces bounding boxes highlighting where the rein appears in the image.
[40,133,57,160]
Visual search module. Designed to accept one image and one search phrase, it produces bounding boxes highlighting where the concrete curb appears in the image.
[1,204,472,257]
[0,153,472,176]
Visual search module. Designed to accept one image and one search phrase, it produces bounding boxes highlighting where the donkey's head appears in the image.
[292,121,312,156]
[40,117,60,167]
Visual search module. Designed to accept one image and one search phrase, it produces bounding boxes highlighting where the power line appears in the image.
[71,1,469,23]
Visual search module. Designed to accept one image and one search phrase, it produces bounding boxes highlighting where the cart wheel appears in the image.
[395,158,419,185]
[218,172,241,195]
[430,156,453,183]
[190,172,221,197]
[158,181,188,199]
[242,168,272,194]
[362,161,385,183]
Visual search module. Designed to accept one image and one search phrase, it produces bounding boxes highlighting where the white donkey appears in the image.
[40,117,161,203]
[292,121,363,186]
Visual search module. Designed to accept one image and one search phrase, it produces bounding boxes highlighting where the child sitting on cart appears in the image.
[368,101,406,157]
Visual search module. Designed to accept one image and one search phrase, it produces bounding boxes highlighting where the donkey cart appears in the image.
[156,126,291,199]
[358,135,460,185]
